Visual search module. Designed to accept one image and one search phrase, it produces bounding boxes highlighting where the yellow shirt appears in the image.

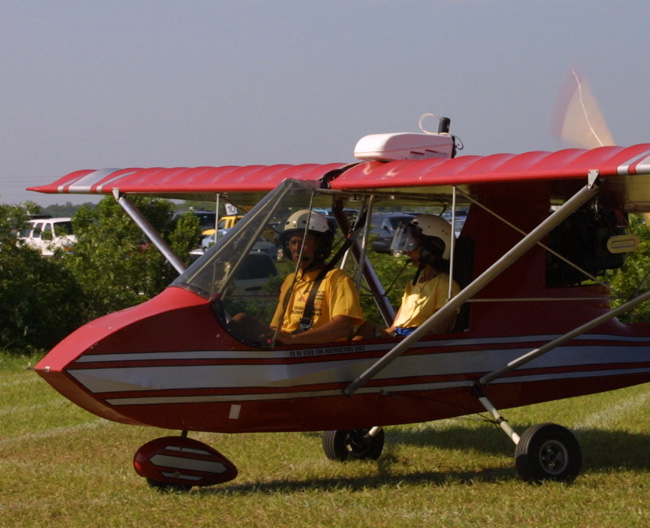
[271,267,365,335]
[392,272,460,329]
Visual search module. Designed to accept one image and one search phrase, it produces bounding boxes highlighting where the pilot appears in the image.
[231,210,364,345]
[357,214,460,338]
[270,210,365,344]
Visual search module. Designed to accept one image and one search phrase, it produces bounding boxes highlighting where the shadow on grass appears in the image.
[197,464,514,497]
[386,423,650,472]
[194,425,650,496]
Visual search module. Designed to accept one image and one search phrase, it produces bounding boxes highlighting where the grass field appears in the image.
[2,352,649,528]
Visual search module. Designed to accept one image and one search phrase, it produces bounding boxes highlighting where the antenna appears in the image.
[418,113,450,135]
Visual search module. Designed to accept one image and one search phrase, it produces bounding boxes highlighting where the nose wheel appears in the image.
[134,434,238,491]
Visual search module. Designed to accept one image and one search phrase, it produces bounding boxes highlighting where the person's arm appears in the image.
[386,306,403,334]
[275,315,355,345]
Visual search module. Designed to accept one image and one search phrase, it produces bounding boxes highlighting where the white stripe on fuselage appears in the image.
[67,336,650,400]
[104,366,650,406]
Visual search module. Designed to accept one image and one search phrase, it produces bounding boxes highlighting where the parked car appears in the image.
[197,215,244,236]
[369,213,416,253]
[230,253,278,296]
[441,208,469,236]
[194,234,278,260]
[171,210,218,231]
[18,217,77,256]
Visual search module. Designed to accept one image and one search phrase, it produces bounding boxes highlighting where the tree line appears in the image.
[0,197,200,355]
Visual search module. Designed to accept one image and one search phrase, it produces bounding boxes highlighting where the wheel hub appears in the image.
[538,439,569,475]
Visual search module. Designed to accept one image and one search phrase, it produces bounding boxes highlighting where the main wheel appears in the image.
[322,428,385,461]
[515,423,581,483]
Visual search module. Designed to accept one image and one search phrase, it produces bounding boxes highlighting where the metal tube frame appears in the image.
[332,198,396,326]
[344,172,602,396]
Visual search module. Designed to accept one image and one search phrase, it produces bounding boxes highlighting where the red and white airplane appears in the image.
[30,116,650,491]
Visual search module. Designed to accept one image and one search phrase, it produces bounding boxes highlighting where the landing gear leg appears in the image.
[473,385,581,482]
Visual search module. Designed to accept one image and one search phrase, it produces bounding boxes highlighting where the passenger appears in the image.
[358,214,460,338]
[231,210,364,345]
[387,214,461,335]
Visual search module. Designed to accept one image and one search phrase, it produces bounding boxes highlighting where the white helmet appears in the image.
[391,214,452,260]
[281,209,334,261]
[283,209,330,234]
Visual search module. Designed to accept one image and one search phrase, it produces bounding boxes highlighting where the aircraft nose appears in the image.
[34,286,222,425]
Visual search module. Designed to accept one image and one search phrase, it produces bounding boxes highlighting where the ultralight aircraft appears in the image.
[30,111,650,491]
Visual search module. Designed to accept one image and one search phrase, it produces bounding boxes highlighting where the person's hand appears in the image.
[274,331,296,345]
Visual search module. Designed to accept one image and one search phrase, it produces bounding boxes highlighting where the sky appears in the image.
[1,0,649,206]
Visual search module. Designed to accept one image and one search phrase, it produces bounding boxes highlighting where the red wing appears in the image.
[28,163,348,203]
[28,145,650,210]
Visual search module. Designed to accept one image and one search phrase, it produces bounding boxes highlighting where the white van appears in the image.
[19,217,77,256]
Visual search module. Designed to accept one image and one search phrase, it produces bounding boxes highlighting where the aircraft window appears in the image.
[234,253,278,281]
[546,204,627,287]
[172,180,327,332]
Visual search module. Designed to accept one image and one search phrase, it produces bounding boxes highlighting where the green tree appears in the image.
[605,214,650,322]
[0,204,85,353]
[64,196,200,321]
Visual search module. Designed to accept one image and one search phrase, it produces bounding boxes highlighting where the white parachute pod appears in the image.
[353,132,455,161]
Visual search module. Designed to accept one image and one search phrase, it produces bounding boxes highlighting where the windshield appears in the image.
[173,180,334,333]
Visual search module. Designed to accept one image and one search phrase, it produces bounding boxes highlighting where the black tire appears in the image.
[322,428,385,461]
[146,477,192,493]
[515,423,582,483]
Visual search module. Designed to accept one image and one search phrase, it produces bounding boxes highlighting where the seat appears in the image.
[450,237,474,332]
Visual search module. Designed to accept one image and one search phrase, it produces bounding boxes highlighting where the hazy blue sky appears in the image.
[2,0,649,205]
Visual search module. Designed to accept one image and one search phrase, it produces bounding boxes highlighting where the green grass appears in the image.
[2,352,649,528]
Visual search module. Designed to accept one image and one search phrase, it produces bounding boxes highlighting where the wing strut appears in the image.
[343,171,602,396]
[113,189,187,275]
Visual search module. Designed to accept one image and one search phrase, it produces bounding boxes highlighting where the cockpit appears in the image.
[172,179,471,347]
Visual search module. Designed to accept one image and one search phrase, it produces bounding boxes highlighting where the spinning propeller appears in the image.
[551,63,615,149]
[552,64,650,225]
